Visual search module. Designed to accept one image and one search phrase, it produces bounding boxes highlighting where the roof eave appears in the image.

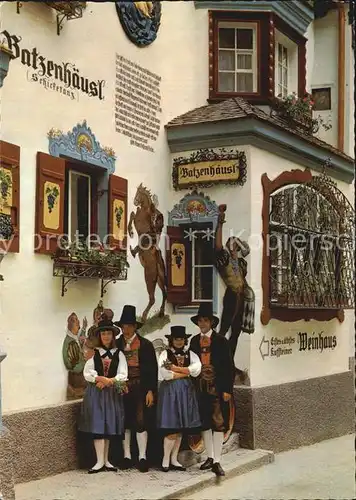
[165,117,354,184]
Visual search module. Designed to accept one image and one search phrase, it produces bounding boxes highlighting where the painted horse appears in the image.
[128,184,167,322]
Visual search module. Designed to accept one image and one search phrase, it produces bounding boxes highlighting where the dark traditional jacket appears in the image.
[189,331,234,395]
[116,334,158,395]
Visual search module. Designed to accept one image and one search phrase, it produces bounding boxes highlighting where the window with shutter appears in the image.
[108,174,128,253]
[35,154,129,256]
[0,140,20,253]
[35,152,66,254]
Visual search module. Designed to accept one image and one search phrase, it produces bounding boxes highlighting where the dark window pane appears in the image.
[77,175,89,240]
[236,29,253,49]
[194,267,213,300]
[219,28,235,48]
[69,172,90,242]
[194,232,214,265]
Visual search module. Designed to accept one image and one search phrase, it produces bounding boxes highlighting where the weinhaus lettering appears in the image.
[298,331,337,352]
[1,31,105,100]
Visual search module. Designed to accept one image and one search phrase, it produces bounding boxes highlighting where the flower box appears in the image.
[271,94,319,135]
[44,1,86,16]
[52,242,129,296]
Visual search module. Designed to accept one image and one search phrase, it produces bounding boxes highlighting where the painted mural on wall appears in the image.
[215,205,255,370]
[62,312,88,400]
[128,184,169,331]
[115,2,162,47]
[62,302,118,400]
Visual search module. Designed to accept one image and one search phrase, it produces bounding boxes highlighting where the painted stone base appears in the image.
[0,426,15,500]
[234,369,354,452]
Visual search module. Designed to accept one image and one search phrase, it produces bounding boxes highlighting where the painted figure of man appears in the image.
[189,303,234,477]
[115,305,158,472]
[62,312,87,400]
[215,205,255,377]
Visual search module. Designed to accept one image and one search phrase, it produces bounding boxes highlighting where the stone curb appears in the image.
[144,449,274,500]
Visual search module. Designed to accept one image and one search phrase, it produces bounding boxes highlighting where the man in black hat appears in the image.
[189,303,234,477]
[115,305,158,473]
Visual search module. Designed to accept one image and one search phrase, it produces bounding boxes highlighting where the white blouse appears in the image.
[158,349,201,381]
[83,348,128,383]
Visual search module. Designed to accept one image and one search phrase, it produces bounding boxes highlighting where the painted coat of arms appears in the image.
[115,1,162,47]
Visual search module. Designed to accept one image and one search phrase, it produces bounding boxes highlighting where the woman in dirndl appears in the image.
[157,326,201,472]
[79,319,128,474]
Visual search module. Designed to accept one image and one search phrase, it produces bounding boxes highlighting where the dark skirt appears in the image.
[157,378,201,433]
[79,384,125,436]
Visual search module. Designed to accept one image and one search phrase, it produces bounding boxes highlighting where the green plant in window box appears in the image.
[52,239,129,271]
[272,92,332,134]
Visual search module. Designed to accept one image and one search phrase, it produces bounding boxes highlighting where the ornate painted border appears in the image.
[172,148,247,191]
[168,190,219,314]
[48,120,116,174]
[169,190,219,224]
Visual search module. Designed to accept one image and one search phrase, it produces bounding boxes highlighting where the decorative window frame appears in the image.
[260,167,355,325]
[168,191,219,314]
[48,120,116,174]
[208,10,306,104]
[274,30,299,98]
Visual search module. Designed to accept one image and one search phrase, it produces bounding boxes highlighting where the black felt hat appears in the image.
[94,319,121,337]
[165,325,191,340]
[114,305,143,330]
[190,303,219,329]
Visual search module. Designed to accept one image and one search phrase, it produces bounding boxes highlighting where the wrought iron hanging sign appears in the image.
[115,1,162,47]
[172,148,247,191]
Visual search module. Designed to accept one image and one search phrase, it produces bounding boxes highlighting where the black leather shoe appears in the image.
[88,466,105,474]
[212,462,225,476]
[105,465,118,472]
[138,459,149,473]
[170,464,186,471]
[120,458,132,470]
[161,466,170,472]
[200,457,214,470]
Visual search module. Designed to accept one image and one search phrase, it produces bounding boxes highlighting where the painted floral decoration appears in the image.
[115,206,124,227]
[47,128,63,139]
[77,133,93,152]
[103,146,116,158]
[46,186,60,213]
[186,200,206,214]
